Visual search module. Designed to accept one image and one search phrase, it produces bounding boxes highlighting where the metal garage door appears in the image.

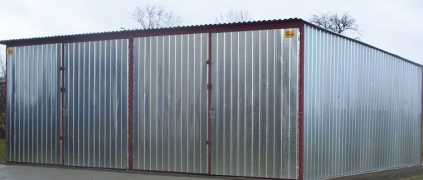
[6,44,62,164]
[210,29,300,179]
[132,33,209,173]
[63,39,129,168]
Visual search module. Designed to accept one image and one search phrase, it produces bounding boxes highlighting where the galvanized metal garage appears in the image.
[1,18,422,180]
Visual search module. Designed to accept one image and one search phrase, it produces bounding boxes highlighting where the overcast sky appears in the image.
[1,0,422,64]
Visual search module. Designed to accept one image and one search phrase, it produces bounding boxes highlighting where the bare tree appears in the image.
[309,12,361,36]
[131,5,182,29]
[216,10,252,23]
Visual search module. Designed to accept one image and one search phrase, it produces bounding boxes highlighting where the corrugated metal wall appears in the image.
[64,39,129,168]
[6,44,62,164]
[7,24,421,180]
[304,25,422,180]
[211,29,299,179]
[133,34,208,173]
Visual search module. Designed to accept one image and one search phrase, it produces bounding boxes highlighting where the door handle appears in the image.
[209,107,215,120]
[62,108,68,117]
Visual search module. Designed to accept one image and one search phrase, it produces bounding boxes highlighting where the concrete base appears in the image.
[1,163,422,180]
[0,163,230,180]
[330,165,423,180]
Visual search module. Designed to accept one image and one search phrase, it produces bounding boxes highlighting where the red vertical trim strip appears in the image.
[61,43,65,165]
[128,37,134,170]
[298,24,305,180]
[421,69,423,165]
[207,33,212,174]
[5,46,8,162]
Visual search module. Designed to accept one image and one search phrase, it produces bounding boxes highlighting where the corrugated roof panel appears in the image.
[0,18,302,43]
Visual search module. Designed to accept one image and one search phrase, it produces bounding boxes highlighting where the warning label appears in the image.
[8,48,13,55]
[285,30,295,38]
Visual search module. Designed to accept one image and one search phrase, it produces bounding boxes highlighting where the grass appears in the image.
[408,175,423,180]
[0,138,4,163]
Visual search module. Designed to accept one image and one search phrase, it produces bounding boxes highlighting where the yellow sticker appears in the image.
[7,48,13,55]
[285,30,295,38]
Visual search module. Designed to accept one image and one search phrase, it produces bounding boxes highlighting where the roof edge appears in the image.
[302,21,422,67]
[0,18,304,45]
[1,18,419,67]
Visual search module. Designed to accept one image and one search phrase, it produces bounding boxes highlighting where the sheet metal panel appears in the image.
[304,25,422,180]
[133,33,208,173]
[6,44,62,164]
[211,29,299,179]
[64,39,129,169]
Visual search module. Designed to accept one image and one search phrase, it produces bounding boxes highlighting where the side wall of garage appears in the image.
[303,24,422,180]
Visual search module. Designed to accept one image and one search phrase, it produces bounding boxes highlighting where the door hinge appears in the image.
[206,140,212,145]
[60,67,65,71]
[207,84,212,90]
[61,87,65,92]
[60,135,64,140]
[206,60,211,65]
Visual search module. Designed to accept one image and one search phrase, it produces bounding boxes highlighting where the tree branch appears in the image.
[131,5,182,29]
[216,10,252,23]
[309,12,361,36]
